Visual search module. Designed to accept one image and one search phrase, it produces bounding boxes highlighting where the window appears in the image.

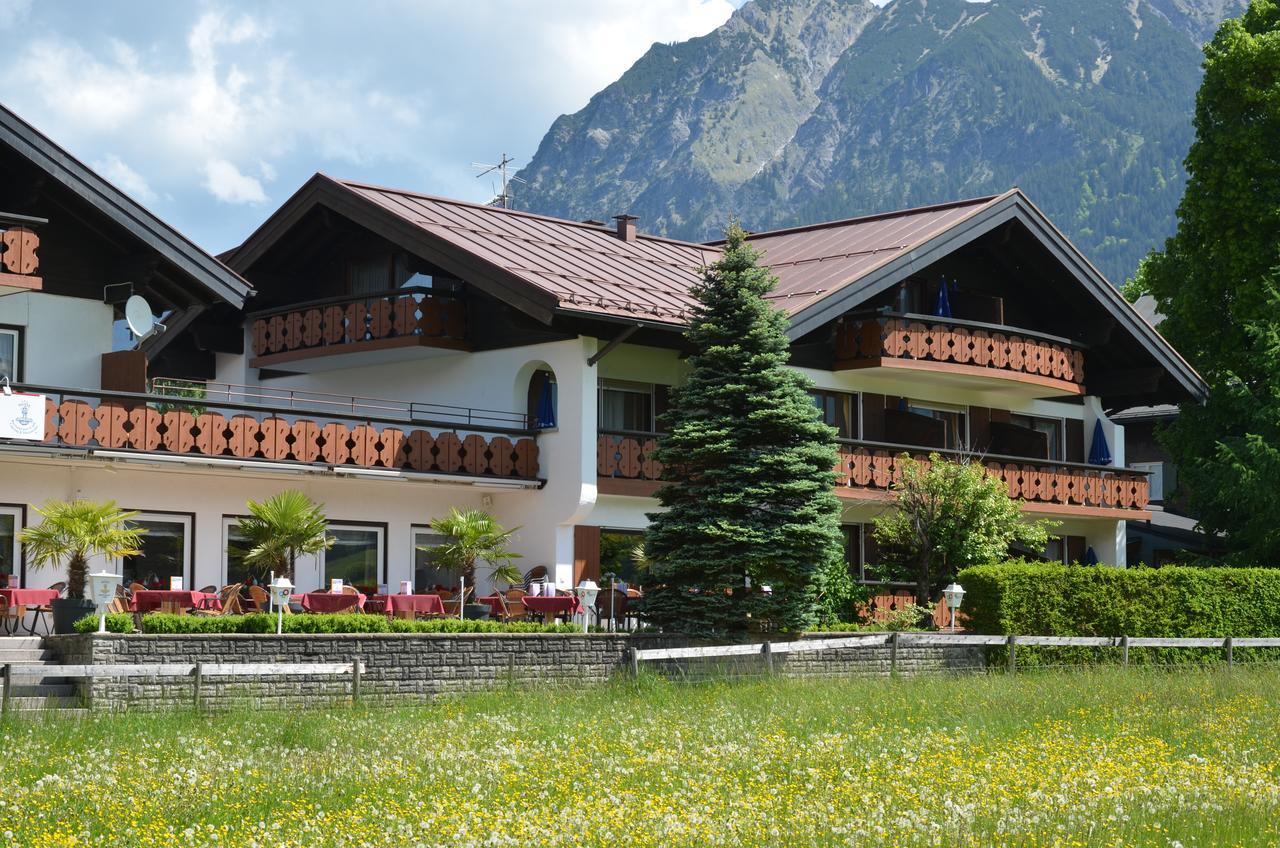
[412,526,453,591]
[811,390,859,440]
[122,513,192,589]
[222,517,268,586]
[907,403,968,450]
[324,524,385,592]
[0,327,20,381]
[0,505,21,586]
[600,529,646,586]
[599,381,654,432]
[1131,461,1164,501]
[1008,414,1065,461]
[843,524,865,582]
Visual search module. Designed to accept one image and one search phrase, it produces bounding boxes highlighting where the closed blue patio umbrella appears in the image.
[535,378,557,429]
[1088,420,1112,466]
[1083,547,1099,566]
[933,278,953,318]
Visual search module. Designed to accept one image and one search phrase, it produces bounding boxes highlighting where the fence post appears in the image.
[630,647,640,677]
[761,641,774,675]
[1007,635,1017,673]
[1225,636,1233,669]
[1,663,9,716]
[192,662,203,712]
[889,631,900,677]
[1120,635,1129,668]
[351,657,362,705]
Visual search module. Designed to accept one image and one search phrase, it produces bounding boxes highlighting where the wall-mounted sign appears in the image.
[0,392,45,440]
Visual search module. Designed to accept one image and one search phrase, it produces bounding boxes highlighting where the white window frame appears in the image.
[904,400,970,450]
[599,379,656,433]
[1008,412,1068,462]
[810,389,861,440]
[323,523,386,588]
[0,504,22,587]
[1131,461,1164,501]
[410,524,452,592]
[120,511,194,588]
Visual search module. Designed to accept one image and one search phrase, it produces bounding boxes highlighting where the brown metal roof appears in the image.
[336,178,1002,327]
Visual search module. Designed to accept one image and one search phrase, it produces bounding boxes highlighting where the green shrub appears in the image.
[957,561,1280,666]
[75,613,584,635]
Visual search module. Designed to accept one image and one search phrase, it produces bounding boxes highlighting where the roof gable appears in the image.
[0,104,252,308]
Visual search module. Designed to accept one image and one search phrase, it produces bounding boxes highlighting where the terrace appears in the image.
[598,431,1149,517]
[5,382,540,484]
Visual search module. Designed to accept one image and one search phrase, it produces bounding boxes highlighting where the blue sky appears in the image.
[0,0,742,253]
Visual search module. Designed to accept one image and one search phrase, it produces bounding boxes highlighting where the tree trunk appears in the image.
[914,552,931,607]
[67,552,88,600]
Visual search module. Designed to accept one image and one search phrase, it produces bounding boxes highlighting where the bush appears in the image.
[75,613,584,635]
[957,561,1280,665]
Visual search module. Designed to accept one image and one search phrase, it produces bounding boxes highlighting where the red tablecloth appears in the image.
[372,594,444,616]
[477,595,505,618]
[132,590,222,613]
[0,588,59,608]
[298,592,365,613]
[522,595,582,620]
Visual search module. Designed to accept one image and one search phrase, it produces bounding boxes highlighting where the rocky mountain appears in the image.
[514,0,1248,284]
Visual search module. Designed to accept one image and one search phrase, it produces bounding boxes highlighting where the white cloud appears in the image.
[94,154,159,203]
[0,0,31,29]
[204,158,267,204]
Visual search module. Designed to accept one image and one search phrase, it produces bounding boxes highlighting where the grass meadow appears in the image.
[2,667,1278,847]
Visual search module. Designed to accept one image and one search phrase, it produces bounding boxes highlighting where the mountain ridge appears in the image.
[514,0,1247,283]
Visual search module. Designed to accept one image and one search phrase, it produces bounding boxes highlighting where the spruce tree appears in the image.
[1133,2,1280,562]
[643,224,847,635]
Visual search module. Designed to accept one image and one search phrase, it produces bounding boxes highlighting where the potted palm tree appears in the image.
[423,508,522,619]
[236,490,333,584]
[20,499,147,634]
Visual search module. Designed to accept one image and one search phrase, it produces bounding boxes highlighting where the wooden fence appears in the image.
[631,633,1280,675]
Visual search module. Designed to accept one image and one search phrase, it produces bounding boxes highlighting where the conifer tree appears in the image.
[643,224,848,635]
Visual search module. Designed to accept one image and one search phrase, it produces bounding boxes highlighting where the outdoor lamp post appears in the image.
[88,570,118,634]
[942,582,966,632]
[269,576,294,635]
[602,572,616,632]
[575,579,599,633]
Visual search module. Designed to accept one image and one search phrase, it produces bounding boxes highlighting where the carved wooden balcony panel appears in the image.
[39,394,539,480]
[597,432,664,481]
[0,225,41,291]
[249,288,466,364]
[836,316,1085,390]
[834,445,1149,512]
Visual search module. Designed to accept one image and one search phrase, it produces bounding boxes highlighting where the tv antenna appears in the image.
[472,153,525,209]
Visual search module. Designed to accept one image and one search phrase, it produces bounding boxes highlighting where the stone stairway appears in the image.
[0,637,85,715]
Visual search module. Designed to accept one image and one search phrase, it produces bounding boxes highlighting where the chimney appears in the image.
[613,214,638,243]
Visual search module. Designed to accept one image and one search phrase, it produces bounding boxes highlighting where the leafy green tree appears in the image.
[423,508,523,592]
[1138,1,1280,562]
[872,455,1055,606]
[643,224,847,635]
[236,490,334,583]
[21,500,147,599]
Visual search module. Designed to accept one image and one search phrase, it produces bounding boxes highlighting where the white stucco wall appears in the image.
[0,292,113,389]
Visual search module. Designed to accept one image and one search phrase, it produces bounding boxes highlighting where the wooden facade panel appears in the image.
[573,525,601,585]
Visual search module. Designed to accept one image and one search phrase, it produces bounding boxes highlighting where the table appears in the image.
[371,594,444,618]
[131,590,222,615]
[477,595,505,619]
[0,588,60,635]
[522,595,583,624]
[298,592,365,613]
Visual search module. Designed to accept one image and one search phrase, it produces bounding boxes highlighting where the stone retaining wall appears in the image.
[42,632,983,710]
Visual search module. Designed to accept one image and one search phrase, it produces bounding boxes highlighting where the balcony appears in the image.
[835,313,1085,400]
[8,384,539,484]
[836,441,1150,517]
[596,430,1149,516]
[248,287,467,370]
[0,214,43,295]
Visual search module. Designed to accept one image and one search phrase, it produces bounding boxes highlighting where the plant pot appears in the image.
[463,603,491,620]
[51,597,97,634]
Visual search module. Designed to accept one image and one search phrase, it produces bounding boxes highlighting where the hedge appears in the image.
[957,562,1280,665]
[74,613,585,635]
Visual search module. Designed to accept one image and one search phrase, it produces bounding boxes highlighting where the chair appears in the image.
[129,582,146,594]
[191,584,244,617]
[523,565,548,590]
[25,582,67,636]
[341,585,360,595]
[594,589,629,631]
[197,585,217,594]
[246,585,270,612]
[502,588,529,622]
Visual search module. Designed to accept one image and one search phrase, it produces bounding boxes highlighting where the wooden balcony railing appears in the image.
[836,313,1085,390]
[596,431,1149,512]
[249,287,466,363]
[835,441,1149,512]
[0,214,42,292]
[16,385,539,481]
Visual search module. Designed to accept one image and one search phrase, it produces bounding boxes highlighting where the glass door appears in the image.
[122,513,193,590]
[324,525,385,593]
[0,505,20,587]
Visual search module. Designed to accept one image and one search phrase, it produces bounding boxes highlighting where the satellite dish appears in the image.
[124,295,164,342]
